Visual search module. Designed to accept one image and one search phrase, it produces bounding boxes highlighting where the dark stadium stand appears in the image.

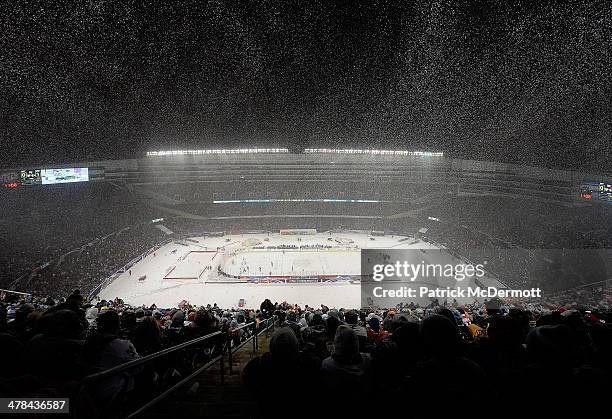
[0,293,610,417]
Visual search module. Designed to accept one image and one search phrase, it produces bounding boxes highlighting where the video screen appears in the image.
[41,168,89,185]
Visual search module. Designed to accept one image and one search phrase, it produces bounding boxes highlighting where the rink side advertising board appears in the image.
[280,229,317,235]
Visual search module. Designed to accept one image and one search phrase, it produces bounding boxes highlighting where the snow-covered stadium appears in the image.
[2,150,610,308]
[4,2,612,416]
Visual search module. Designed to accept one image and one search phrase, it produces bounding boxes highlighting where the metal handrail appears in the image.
[229,320,257,332]
[83,328,224,382]
[126,352,225,418]
[227,317,275,373]
[129,317,276,417]
[80,316,276,417]
[84,318,276,383]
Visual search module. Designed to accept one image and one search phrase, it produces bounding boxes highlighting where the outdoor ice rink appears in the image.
[97,231,506,308]
[221,249,361,277]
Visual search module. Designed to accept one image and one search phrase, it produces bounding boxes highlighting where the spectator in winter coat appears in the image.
[320,325,373,416]
[80,310,141,409]
[243,327,317,418]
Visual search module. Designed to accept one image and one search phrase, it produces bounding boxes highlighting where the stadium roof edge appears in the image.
[1,154,611,182]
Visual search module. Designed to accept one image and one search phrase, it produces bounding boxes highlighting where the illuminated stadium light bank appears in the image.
[146,148,289,156]
[146,148,443,157]
[304,149,444,156]
[213,198,384,204]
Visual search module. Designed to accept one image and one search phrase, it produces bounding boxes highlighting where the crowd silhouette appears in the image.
[1,290,610,418]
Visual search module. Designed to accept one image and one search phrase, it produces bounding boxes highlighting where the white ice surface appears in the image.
[97,232,504,309]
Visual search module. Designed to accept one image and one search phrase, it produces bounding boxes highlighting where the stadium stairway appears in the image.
[141,333,272,419]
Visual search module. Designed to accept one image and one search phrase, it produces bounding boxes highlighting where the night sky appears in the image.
[0,0,610,171]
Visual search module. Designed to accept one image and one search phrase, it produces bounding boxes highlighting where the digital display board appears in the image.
[20,169,42,185]
[1,171,19,188]
[580,181,612,203]
[41,168,89,184]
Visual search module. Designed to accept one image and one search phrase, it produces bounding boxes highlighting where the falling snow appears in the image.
[0,1,610,170]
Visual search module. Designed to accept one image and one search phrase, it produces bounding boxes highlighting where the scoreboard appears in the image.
[20,169,42,185]
[580,181,612,203]
[2,166,103,188]
[18,168,89,185]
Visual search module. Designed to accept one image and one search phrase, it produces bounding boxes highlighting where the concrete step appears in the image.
[140,332,272,418]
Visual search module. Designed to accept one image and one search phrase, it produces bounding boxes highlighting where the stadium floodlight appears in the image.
[213,198,384,204]
[146,148,290,156]
[304,148,443,157]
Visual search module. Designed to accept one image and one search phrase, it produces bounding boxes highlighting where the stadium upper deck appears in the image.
[3,152,610,226]
[26,152,604,204]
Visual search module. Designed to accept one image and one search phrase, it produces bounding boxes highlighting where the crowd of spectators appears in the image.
[17,224,167,298]
[425,197,612,249]
[1,287,610,418]
[0,289,266,417]
[246,295,611,418]
[0,183,161,293]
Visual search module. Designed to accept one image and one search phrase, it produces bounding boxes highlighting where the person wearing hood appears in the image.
[243,327,299,386]
[170,310,185,328]
[281,310,304,348]
[344,310,367,351]
[302,313,329,363]
[320,325,373,416]
[242,327,317,418]
[412,314,486,417]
